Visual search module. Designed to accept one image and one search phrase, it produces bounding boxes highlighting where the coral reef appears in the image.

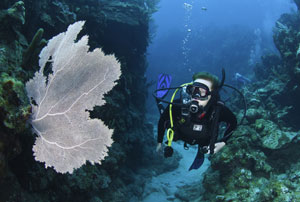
[0,1,27,74]
[177,1,300,201]
[0,73,30,131]
[0,4,32,200]
[0,1,25,25]
[21,28,47,71]
[267,7,300,129]
[189,81,300,201]
[0,0,166,201]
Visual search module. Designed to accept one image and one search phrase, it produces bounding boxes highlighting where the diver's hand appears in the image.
[206,142,226,154]
[156,143,162,152]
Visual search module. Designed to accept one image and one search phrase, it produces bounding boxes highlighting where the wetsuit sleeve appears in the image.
[157,104,170,143]
[218,105,237,143]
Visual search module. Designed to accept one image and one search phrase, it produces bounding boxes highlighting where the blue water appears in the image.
[143,1,297,200]
[146,0,296,102]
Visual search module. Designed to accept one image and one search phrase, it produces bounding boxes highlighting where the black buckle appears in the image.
[201,146,208,154]
[184,142,189,150]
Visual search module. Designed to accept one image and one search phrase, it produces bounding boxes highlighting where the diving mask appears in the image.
[186,82,211,100]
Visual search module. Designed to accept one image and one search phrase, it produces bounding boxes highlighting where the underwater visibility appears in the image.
[0,0,300,201]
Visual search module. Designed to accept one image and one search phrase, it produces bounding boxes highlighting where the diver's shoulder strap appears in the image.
[208,102,223,155]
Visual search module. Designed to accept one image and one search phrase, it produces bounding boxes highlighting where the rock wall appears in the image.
[0,1,167,201]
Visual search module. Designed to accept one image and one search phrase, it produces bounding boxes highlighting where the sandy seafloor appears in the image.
[142,140,210,202]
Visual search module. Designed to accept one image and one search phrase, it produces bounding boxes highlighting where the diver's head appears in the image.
[189,72,220,108]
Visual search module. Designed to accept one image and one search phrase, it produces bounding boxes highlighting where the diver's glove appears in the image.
[164,146,173,158]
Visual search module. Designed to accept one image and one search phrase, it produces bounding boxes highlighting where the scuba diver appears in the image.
[153,70,245,170]
[234,72,251,86]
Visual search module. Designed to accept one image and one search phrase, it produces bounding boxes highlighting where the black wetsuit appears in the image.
[157,101,237,147]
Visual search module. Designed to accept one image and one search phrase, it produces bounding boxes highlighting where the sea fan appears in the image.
[25,21,121,174]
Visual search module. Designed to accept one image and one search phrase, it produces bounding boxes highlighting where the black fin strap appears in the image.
[209,104,222,155]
